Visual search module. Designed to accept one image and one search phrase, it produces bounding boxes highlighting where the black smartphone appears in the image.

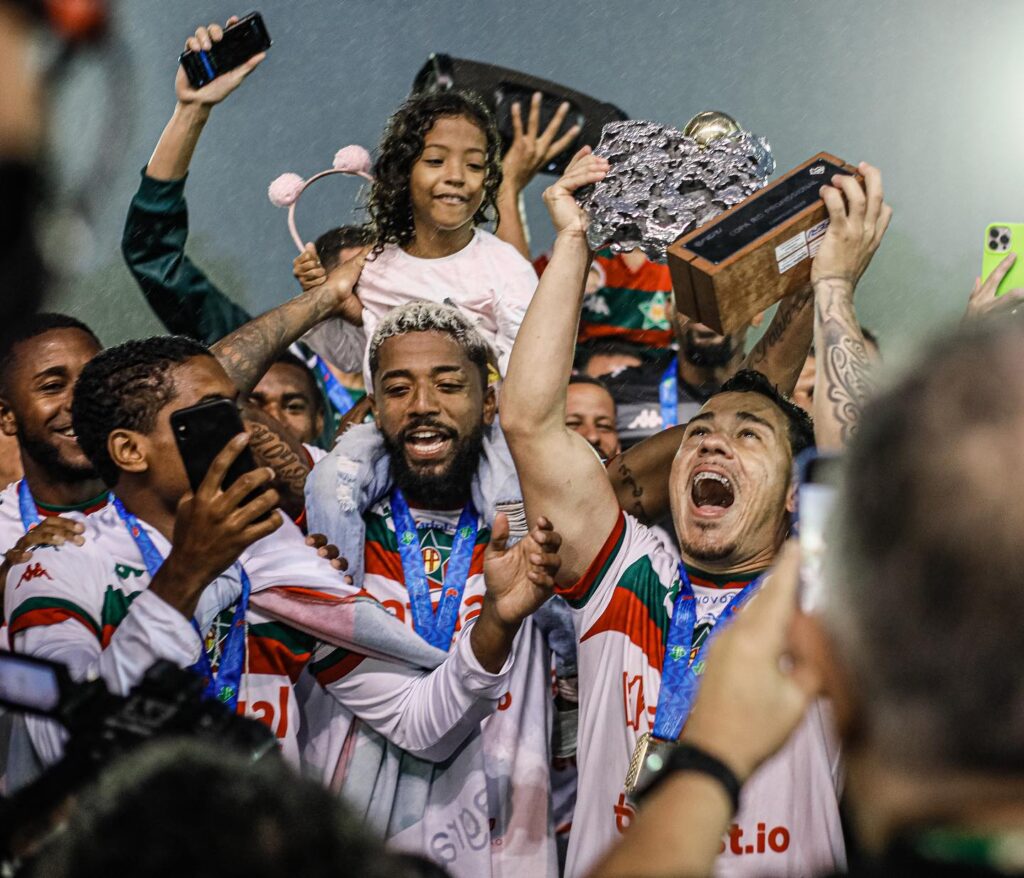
[178,12,271,90]
[170,398,258,495]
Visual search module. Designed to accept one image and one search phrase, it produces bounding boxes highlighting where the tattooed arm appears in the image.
[813,280,876,450]
[211,251,366,395]
[807,162,892,450]
[606,426,686,524]
[241,403,310,522]
[740,284,814,396]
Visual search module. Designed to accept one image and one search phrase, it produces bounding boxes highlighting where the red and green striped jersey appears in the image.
[558,512,845,878]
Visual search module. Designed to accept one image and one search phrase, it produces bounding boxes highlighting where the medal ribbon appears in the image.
[659,357,679,429]
[17,479,41,531]
[652,564,763,740]
[112,497,250,710]
[313,353,356,417]
[389,487,478,650]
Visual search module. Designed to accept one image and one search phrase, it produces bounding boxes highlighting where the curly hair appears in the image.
[0,312,101,394]
[366,90,503,255]
[72,336,212,486]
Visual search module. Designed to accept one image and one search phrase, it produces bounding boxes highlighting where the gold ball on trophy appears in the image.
[682,110,742,147]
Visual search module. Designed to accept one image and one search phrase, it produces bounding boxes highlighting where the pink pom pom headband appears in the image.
[268,145,374,252]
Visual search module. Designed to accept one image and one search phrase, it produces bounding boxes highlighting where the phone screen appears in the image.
[0,654,62,714]
[795,452,842,612]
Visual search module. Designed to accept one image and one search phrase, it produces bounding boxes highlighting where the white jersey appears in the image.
[362,498,556,878]
[302,229,538,380]
[561,513,845,878]
[4,502,511,788]
[0,479,107,560]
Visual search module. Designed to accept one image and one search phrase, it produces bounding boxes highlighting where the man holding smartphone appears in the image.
[2,332,563,867]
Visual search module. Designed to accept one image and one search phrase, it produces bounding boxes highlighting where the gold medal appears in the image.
[624,732,675,799]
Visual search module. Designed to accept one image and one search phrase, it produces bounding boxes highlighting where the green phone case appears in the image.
[981,223,1024,296]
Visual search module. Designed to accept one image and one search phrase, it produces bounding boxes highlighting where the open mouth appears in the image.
[434,193,468,205]
[53,425,77,441]
[691,470,735,509]
[403,427,455,461]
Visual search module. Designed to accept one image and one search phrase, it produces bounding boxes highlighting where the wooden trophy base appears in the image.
[667,153,859,337]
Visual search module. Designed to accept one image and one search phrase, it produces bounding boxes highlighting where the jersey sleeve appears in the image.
[121,171,253,344]
[312,618,513,763]
[5,546,202,768]
[492,245,539,374]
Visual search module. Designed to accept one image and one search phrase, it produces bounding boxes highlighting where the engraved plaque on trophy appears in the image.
[667,153,860,337]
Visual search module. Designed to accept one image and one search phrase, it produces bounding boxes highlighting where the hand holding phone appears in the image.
[794,450,841,613]
[177,14,270,101]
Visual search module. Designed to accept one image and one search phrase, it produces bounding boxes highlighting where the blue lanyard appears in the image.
[112,497,250,710]
[659,357,679,429]
[389,488,478,650]
[652,564,764,740]
[313,354,356,417]
[17,479,41,531]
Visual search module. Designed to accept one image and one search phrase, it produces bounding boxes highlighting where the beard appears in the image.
[19,432,99,484]
[679,529,739,564]
[382,417,484,510]
[681,329,737,368]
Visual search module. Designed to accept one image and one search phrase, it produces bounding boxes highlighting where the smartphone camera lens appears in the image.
[1001,235,1011,247]
[991,240,999,250]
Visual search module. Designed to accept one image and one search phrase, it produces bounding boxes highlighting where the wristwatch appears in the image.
[636,742,742,816]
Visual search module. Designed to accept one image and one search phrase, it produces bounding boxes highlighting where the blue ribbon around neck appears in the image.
[313,354,356,417]
[659,356,679,429]
[389,487,478,651]
[112,497,250,710]
[17,479,41,532]
[652,564,764,740]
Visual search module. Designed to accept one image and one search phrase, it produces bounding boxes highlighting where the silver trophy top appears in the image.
[576,112,775,262]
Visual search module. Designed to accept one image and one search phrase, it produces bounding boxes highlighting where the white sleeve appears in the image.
[6,548,201,767]
[302,317,367,374]
[314,618,513,762]
[492,249,538,373]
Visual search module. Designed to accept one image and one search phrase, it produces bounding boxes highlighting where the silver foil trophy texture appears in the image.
[577,113,775,261]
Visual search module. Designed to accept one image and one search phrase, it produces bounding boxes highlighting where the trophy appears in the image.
[576,111,774,261]
[668,152,860,336]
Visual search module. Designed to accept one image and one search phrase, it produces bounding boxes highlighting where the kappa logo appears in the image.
[627,409,663,431]
[16,562,52,588]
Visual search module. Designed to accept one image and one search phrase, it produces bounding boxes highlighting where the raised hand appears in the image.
[811,162,892,287]
[481,513,562,626]
[153,433,281,616]
[965,252,1024,320]
[503,93,582,195]
[175,17,266,107]
[542,147,609,239]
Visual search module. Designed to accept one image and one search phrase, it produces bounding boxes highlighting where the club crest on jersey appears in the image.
[422,546,442,575]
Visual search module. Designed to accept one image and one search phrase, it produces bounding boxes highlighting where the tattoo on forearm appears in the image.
[743,287,813,375]
[818,284,875,443]
[246,419,309,503]
[212,295,323,395]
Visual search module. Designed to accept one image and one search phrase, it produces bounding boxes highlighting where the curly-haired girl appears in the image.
[299,91,538,378]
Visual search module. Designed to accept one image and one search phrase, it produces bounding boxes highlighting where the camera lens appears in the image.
[1001,235,1011,246]
[991,241,999,249]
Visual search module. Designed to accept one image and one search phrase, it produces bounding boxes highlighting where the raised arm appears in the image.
[740,284,814,396]
[495,93,580,260]
[211,252,366,395]
[122,18,264,343]
[501,149,621,584]
[811,163,891,450]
